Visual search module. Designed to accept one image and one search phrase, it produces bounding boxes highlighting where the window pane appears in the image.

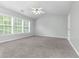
[0,16,3,34]
[0,26,3,33]
[0,16,3,25]
[13,17,22,33]
[3,16,11,34]
[23,20,30,33]
[3,16,11,25]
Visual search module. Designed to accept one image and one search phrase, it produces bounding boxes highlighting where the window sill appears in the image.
[0,32,30,36]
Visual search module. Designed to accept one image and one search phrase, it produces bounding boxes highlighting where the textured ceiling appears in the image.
[0,1,72,19]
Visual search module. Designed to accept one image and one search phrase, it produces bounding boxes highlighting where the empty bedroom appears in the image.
[0,1,79,58]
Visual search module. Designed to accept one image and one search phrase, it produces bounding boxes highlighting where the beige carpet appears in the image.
[0,36,78,58]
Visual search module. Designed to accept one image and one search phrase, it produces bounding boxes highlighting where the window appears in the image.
[23,20,30,33]
[0,16,30,34]
[13,17,22,33]
[0,16,3,34]
[0,16,11,34]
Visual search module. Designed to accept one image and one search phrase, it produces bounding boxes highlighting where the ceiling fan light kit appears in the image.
[32,8,45,15]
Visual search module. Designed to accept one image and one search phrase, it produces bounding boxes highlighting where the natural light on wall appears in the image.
[0,16,30,34]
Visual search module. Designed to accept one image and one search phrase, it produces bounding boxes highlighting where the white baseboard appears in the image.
[0,35,33,43]
[35,35,67,39]
[67,39,79,56]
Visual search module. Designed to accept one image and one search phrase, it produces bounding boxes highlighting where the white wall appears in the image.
[35,14,67,38]
[69,2,79,55]
[0,6,34,43]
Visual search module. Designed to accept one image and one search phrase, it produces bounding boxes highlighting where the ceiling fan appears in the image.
[32,8,45,15]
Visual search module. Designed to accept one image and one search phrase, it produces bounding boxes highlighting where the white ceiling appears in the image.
[0,1,72,19]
